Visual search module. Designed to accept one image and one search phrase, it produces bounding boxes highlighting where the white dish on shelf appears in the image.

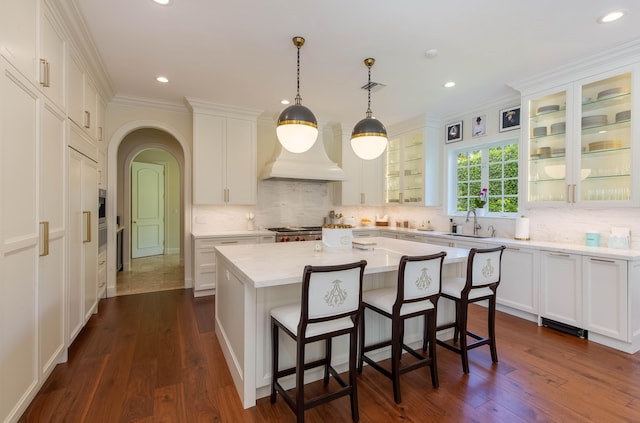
[544,165,590,180]
[596,87,623,100]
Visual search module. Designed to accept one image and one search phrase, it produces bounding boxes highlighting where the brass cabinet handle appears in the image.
[39,59,50,87]
[360,192,365,204]
[83,211,91,243]
[84,110,91,128]
[589,257,615,264]
[39,221,49,256]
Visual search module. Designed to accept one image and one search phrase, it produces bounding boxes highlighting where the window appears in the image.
[453,141,519,215]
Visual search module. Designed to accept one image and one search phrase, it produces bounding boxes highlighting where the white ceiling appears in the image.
[75,0,640,127]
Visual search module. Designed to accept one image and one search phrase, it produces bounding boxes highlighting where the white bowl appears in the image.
[544,165,565,179]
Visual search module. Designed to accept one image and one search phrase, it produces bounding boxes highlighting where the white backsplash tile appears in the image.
[192,180,639,250]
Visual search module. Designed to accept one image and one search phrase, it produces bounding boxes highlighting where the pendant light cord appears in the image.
[366,65,372,118]
[295,44,302,105]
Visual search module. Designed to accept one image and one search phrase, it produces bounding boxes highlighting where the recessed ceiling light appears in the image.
[156,76,169,83]
[425,48,438,58]
[597,10,625,23]
[444,81,456,88]
[280,99,290,105]
[152,0,172,6]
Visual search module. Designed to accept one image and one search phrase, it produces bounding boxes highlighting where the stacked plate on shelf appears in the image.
[532,126,547,137]
[582,115,608,128]
[588,140,622,151]
[616,110,631,122]
[550,122,566,135]
[596,87,623,100]
[537,104,560,114]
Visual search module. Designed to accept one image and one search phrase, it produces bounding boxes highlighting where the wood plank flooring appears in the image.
[19,289,640,422]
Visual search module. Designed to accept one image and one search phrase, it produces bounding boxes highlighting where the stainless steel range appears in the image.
[267,226,322,242]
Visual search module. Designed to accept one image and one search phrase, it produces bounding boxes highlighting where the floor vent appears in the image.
[541,318,588,339]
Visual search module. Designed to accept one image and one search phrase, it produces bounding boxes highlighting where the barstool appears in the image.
[270,260,367,423]
[436,245,505,374]
[358,252,446,404]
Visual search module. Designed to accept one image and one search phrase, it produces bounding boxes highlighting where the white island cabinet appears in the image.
[214,237,469,408]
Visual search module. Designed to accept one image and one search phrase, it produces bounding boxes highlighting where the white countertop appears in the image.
[192,229,273,239]
[215,236,469,288]
[191,226,640,261]
[371,227,640,261]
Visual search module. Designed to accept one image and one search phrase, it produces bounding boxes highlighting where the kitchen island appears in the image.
[214,237,469,408]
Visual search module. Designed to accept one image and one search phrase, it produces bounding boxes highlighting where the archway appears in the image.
[106,121,192,297]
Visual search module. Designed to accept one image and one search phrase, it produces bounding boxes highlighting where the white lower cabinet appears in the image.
[497,247,539,321]
[193,234,275,297]
[582,256,627,341]
[540,251,583,328]
[353,229,380,238]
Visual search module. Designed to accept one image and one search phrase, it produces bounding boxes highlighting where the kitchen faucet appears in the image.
[466,209,481,236]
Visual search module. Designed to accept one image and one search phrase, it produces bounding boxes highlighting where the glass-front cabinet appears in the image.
[385,130,424,204]
[523,69,637,207]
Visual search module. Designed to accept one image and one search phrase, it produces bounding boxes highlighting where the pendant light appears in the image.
[276,36,318,153]
[351,58,387,160]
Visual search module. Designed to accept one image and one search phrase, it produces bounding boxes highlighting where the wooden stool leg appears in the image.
[270,319,278,403]
[358,309,365,373]
[296,338,305,422]
[453,301,460,343]
[324,338,331,385]
[349,328,359,422]
[391,318,402,404]
[459,300,470,374]
[428,310,439,388]
[489,296,499,363]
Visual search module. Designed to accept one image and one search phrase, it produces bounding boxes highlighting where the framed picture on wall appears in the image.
[499,106,521,132]
[446,121,463,143]
[472,114,486,137]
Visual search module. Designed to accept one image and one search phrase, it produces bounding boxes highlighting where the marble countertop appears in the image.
[365,227,640,261]
[215,236,469,288]
[192,229,273,239]
[191,226,640,261]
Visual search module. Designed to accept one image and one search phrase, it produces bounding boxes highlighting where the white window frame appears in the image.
[447,138,519,217]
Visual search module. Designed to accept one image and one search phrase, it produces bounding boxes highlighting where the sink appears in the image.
[447,233,493,239]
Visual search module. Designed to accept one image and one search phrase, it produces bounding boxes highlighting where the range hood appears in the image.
[260,138,346,181]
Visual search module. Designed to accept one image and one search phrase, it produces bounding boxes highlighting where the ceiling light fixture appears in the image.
[156,76,169,83]
[152,0,172,6]
[597,10,625,23]
[276,36,318,154]
[444,81,456,88]
[351,58,387,160]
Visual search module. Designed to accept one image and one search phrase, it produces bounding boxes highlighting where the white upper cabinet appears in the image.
[39,3,66,108]
[67,49,102,142]
[339,128,383,206]
[518,57,639,208]
[188,99,261,205]
[384,116,441,206]
[0,0,37,81]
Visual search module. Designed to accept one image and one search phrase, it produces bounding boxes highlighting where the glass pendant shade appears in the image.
[277,103,318,153]
[351,117,387,160]
[277,36,318,154]
[351,57,387,160]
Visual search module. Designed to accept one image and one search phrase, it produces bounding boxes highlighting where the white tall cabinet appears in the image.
[1,1,109,421]
[0,55,66,422]
[68,138,98,343]
[0,57,40,423]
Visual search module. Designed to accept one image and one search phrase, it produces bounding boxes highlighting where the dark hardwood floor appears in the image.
[19,289,640,422]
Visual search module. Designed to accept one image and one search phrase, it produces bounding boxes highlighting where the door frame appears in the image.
[130,158,166,259]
